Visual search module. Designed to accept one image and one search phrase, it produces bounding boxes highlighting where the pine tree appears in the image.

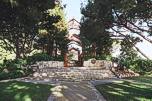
[35,1,68,58]
[81,0,152,59]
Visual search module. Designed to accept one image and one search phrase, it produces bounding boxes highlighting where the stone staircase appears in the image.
[30,67,116,82]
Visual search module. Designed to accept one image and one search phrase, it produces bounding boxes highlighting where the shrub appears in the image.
[117,58,152,74]
[54,55,64,61]
[26,53,53,64]
[0,53,64,80]
[26,53,64,64]
[0,59,33,80]
[133,59,152,73]
[84,55,112,61]
[3,59,26,71]
[84,55,94,61]
[0,72,9,80]
[0,64,3,72]
[96,55,112,61]
[8,70,24,79]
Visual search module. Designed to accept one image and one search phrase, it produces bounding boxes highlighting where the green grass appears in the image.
[144,71,152,77]
[0,81,53,101]
[96,76,152,101]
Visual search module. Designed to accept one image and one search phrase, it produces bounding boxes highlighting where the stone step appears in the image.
[37,68,112,72]
[32,68,116,81]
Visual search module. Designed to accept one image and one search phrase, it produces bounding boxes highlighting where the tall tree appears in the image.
[81,0,152,59]
[80,0,113,59]
[35,1,68,57]
[0,0,56,59]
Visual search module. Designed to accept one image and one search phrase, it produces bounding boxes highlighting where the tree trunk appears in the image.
[55,42,57,57]
[47,37,53,56]
[15,36,21,59]
[64,53,68,67]
[92,43,96,57]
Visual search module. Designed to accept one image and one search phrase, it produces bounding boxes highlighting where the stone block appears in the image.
[42,73,47,77]
[33,72,40,77]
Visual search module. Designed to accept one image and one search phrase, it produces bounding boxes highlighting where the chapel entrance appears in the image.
[64,18,83,67]
[64,48,83,67]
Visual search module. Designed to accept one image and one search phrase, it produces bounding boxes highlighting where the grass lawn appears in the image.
[96,76,152,101]
[0,81,53,101]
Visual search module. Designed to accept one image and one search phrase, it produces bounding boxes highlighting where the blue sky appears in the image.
[62,0,83,21]
[62,0,152,59]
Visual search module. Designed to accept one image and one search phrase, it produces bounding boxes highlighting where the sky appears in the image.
[62,0,84,21]
[62,0,152,59]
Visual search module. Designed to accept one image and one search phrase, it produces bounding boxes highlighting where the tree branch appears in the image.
[113,9,152,44]
[134,46,150,60]
[111,27,150,59]
[0,37,15,53]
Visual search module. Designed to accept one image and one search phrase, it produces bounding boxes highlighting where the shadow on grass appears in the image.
[0,81,53,101]
[96,79,152,101]
[129,76,152,84]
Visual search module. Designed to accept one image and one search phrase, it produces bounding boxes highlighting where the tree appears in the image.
[81,0,152,59]
[35,1,68,58]
[0,0,56,59]
[80,0,113,59]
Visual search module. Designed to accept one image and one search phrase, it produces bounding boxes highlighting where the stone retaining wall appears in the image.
[83,59,112,69]
[36,61,64,68]
[32,67,115,81]
[35,60,112,70]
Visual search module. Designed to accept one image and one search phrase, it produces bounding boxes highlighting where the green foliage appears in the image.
[83,56,94,61]
[116,36,152,73]
[0,63,3,72]
[26,53,53,64]
[0,1,67,60]
[133,59,152,73]
[81,0,152,61]
[26,53,64,64]
[0,72,9,80]
[54,55,64,61]
[3,59,26,70]
[116,56,152,73]
[35,2,68,57]
[0,0,56,59]
[144,71,152,77]
[84,55,112,61]
[80,0,113,58]
[96,55,112,61]
[0,59,33,80]
[0,52,65,80]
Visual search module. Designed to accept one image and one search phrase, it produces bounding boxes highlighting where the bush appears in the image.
[0,59,33,80]
[0,64,3,72]
[54,55,64,61]
[117,58,152,74]
[26,53,53,65]
[3,59,26,71]
[84,55,112,61]
[96,55,112,61]
[84,55,94,61]
[0,53,64,80]
[133,59,152,73]
[0,72,9,80]
[8,70,24,79]
[26,53,64,64]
